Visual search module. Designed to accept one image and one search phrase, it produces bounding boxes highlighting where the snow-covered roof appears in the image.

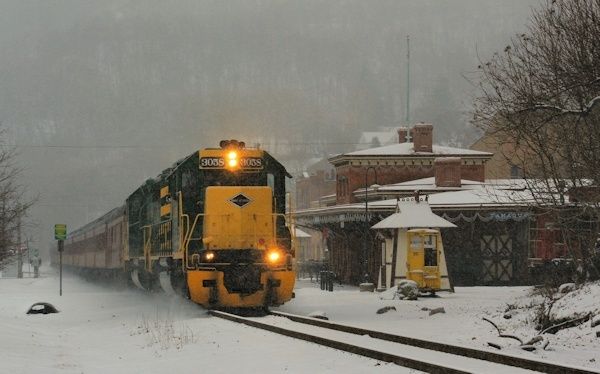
[295,178,589,223]
[295,183,536,219]
[338,142,492,158]
[373,177,484,193]
[426,187,534,208]
[294,228,312,238]
[371,202,456,229]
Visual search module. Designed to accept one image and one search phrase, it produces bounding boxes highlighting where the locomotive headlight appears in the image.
[226,151,239,168]
[204,251,215,261]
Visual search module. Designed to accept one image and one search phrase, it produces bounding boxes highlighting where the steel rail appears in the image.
[269,310,597,374]
[210,310,470,374]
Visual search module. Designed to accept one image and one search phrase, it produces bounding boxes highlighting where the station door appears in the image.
[480,234,513,283]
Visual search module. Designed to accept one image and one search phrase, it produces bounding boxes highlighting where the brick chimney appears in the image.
[397,127,409,143]
[412,123,433,153]
[434,157,462,187]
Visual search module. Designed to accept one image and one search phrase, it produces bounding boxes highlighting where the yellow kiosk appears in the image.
[372,201,456,292]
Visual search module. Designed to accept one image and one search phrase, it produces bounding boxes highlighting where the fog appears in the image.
[0,0,538,253]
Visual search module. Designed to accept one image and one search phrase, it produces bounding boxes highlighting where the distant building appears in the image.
[470,129,524,179]
[295,158,336,210]
[355,127,399,150]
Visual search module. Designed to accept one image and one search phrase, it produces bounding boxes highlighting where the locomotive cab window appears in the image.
[267,173,275,190]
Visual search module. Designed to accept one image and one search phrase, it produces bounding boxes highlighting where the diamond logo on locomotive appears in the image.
[229,193,252,208]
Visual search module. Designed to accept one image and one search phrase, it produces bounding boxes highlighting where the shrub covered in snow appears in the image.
[396,280,419,300]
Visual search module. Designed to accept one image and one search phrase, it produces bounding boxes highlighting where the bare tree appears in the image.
[473,0,600,279]
[0,126,33,266]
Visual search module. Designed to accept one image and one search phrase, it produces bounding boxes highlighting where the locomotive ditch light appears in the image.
[266,249,283,264]
[204,251,215,262]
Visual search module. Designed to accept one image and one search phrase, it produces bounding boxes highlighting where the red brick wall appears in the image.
[413,123,433,153]
[461,164,485,182]
[397,127,409,143]
[335,161,486,204]
[434,157,461,187]
[336,163,435,204]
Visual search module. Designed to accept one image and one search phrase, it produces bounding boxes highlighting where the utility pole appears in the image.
[26,237,31,275]
[55,224,67,296]
[363,167,378,287]
[58,240,63,295]
[405,35,411,125]
[0,200,4,271]
[16,206,22,279]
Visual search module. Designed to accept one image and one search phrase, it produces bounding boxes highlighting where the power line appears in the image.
[7,144,173,149]
[8,141,380,149]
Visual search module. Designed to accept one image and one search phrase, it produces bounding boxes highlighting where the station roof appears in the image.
[355,177,484,198]
[295,179,538,223]
[378,177,483,191]
[330,142,492,162]
[371,202,456,229]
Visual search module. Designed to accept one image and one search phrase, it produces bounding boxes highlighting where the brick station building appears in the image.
[295,123,600,287]
[329,123,491,205]
[294,123,508,285]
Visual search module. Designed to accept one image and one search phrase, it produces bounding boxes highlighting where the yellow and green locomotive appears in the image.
[63,140,296,308]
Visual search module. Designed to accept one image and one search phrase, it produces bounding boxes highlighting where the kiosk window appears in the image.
[425,248,437,266]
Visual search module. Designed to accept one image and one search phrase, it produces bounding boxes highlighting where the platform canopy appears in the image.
[371,201,456,229]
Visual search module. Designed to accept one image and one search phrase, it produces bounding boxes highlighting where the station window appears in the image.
[337,176,348,197]
[510,165,523,179]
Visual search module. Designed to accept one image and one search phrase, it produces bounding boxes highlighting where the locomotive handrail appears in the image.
[286,192,298,256]
[142,225,152,272]
[184,213,202,252]
[178,191,190,270]
[139,218,174,267]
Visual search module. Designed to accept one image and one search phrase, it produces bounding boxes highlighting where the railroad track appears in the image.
[209,310,598,374]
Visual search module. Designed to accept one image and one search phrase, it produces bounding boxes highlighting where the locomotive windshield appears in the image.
[200,170,266,187]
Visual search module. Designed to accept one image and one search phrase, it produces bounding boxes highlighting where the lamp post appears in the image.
[363,166,378,284]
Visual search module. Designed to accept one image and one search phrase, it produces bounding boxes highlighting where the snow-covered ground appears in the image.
[1,267,598,373]
[0,269,404,374]
[277,280,600,371]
